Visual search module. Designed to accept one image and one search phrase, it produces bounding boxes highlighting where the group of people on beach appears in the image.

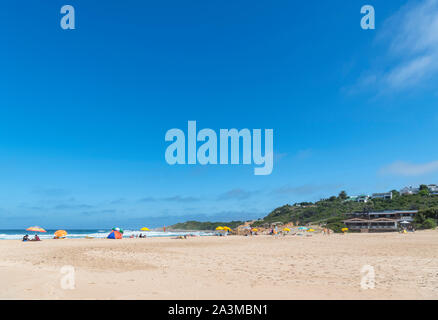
[400,225,415,233]
[22,234,41,241]
[128,233,147,238]
[269,226,278,235]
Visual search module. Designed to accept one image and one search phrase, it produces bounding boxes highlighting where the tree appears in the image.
[419,184,428,191]
[338,191,348,200]
[418,207,438,220]
[422,218,437,229]
[414,210,437,229]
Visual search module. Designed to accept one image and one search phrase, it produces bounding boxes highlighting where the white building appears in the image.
[357,195,370,203]
[372,192,393,200]
[428,184,438,195]
[400,186,419,195]
[346,195,370,203]
[400,185,438,195]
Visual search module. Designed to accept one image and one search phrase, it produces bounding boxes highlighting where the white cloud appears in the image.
[385,55,435,88]
[380,160,438,176]
[381,0,438,89]
[355,0,438,92]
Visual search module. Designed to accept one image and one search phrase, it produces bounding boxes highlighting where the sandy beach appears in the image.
[0,231,437,300]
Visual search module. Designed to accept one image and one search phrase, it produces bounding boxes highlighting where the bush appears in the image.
[421,218,437,230]
[326,222,347,233]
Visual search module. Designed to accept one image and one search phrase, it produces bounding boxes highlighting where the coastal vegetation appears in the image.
[254,191,438,227]
[171,187,438,231]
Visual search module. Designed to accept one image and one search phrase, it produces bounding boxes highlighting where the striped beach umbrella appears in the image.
[26,226,47,233]
[112,227,124,234]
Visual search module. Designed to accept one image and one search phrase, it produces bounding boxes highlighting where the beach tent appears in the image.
[283,228,291,232]
[298,227,307,230]
[112,227,124,234]
[107,230,123,239]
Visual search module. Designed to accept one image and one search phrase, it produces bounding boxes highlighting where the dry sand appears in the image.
[0,231,437,299]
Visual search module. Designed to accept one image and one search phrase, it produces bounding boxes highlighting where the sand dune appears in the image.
[0,231,437,299]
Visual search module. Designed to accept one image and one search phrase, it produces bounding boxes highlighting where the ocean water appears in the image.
[0,229,215,240]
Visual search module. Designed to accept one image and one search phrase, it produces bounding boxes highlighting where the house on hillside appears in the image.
[428,184,438,195]
[346,195,370,203]
[343,210,417,232]
[400,185,438,196]
[371,192,393,200]
[400,186,419,195]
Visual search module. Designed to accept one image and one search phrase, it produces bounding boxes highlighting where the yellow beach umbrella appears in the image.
[140,227,150,231]
[54,230,67,238]
[307,229,315,232]
[26,226,46,233]
[341,228,348,233]
[223,226,232,231]
[251,228,258,232]
[215,226,224,231]
[283,228,291,232]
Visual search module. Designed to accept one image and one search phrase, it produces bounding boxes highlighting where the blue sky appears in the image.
[1,0,438,228]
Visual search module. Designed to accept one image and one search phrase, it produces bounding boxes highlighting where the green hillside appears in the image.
[254,190,438,225]
[170,187,438,231]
